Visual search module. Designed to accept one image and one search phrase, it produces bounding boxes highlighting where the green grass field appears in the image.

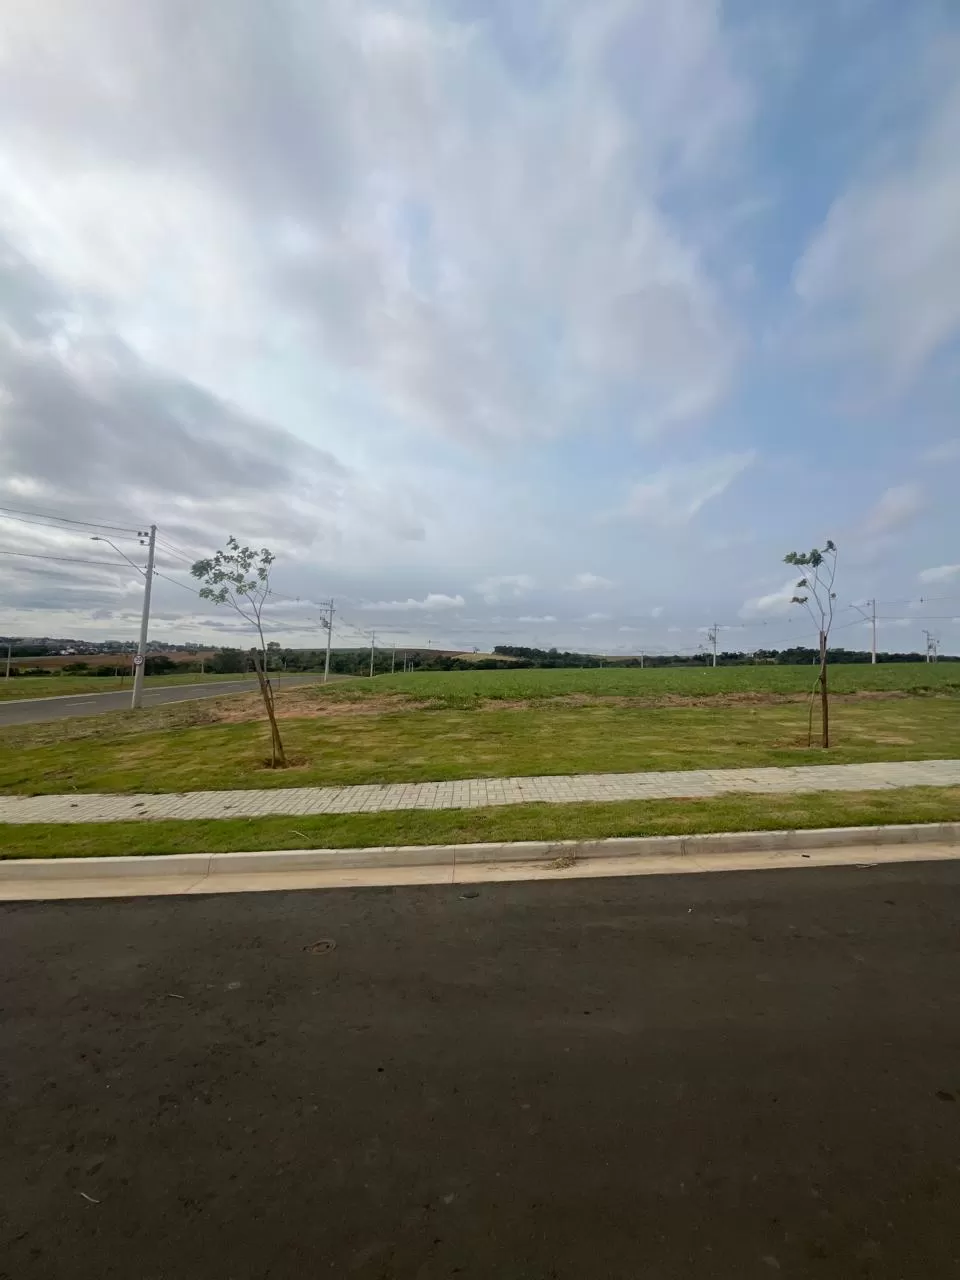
[0,672,289,701]
[0,662,958,797]
[342,662,960,705]
[2,786,958,859]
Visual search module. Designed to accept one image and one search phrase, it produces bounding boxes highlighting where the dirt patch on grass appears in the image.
[477,690,924,711]
[194,687,938,724]
[211,692,436,724]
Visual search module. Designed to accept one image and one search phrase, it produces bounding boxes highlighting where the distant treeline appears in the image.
[5,643,956,680]
[488,645,959,668]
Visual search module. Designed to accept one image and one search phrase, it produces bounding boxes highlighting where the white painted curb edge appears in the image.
[1,822,958,881]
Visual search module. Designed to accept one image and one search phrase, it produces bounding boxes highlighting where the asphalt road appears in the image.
[5,864,960,1278]
[0,674,326,727]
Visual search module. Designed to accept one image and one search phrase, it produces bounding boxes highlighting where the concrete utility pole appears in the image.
[131,524,156,710]
[323,599,335,684]
[923,630,938,663]
[4,641,10,680]
[391,642,396,674]
[707,624,719,668]
[870,599,877,664]
[853,600,878,663]
[369,630,376,678]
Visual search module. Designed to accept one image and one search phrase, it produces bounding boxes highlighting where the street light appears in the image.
[91,527,156,709]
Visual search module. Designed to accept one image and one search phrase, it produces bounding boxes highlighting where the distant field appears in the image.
[350,662,960,705]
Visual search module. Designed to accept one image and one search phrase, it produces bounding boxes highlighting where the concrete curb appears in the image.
[2,822,958,882]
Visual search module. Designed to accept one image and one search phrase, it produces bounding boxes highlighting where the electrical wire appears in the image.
[0,549,137,569]
[153,570,201,595]
[0,506,141,535]
[154,539,198,567]
[0,512,140,541]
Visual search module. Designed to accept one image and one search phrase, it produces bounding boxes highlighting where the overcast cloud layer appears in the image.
[1,0,959,655]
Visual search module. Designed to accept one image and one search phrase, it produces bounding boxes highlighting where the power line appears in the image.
[0,505,140,535]
[154,539,198,567]
[0,512,140,540]
[153,570,201,595]
[0,549,137,569]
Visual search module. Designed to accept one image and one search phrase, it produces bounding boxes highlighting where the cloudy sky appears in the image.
[1,0,958,656]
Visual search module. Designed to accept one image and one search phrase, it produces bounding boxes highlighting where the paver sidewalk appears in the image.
[1,759,958,825]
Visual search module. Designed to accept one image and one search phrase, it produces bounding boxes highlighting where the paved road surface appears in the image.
[0,674,325,727]
[4,864,960,1278]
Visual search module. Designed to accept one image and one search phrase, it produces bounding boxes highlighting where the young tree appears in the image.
[191,537,286,767]
[784,540,837,748]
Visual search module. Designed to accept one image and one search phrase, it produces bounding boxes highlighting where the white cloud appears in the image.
[862,484,924,538]
[476,574,535,603]
[919,564,960,584]
[740,577,800,618]
[517,615,556,624]
[617,452,756,526]
[566,571,615,591]
[360,593,464,611]
[0,0,749,451]
[651,605,664,618]
[794,66,960,388]
[922,440,960,464]
[586,612,611,622]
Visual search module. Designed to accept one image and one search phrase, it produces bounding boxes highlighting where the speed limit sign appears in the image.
[133,654,144,667]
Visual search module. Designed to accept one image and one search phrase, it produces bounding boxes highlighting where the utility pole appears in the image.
[369,630,376,678]
[853,600,878,663]
[4,641,10,680]
[391,642,396,674]
[870,598,877,664]
[323,599,334,684]
[639,649,644,670]
[923,630,938,663]
[707,624,719,667]
[131,524,156,710]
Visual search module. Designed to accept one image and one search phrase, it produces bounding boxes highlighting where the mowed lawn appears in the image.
[0,663,958,796]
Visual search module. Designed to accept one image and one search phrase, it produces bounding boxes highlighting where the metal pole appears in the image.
[391,642,396,674]
[870,599,877,664]
[4,642,10,680]
[369,630,375,678]
[131,524,156,709]
[323,599,334,684]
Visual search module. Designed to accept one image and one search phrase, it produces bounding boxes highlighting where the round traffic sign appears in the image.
[133,654,144,667]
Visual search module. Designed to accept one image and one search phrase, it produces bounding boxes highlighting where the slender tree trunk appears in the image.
[819,630,829,749]
[252,648,286,767]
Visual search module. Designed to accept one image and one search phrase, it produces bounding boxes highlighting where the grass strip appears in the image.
[2,786,958,860]
[4,698,960,796]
